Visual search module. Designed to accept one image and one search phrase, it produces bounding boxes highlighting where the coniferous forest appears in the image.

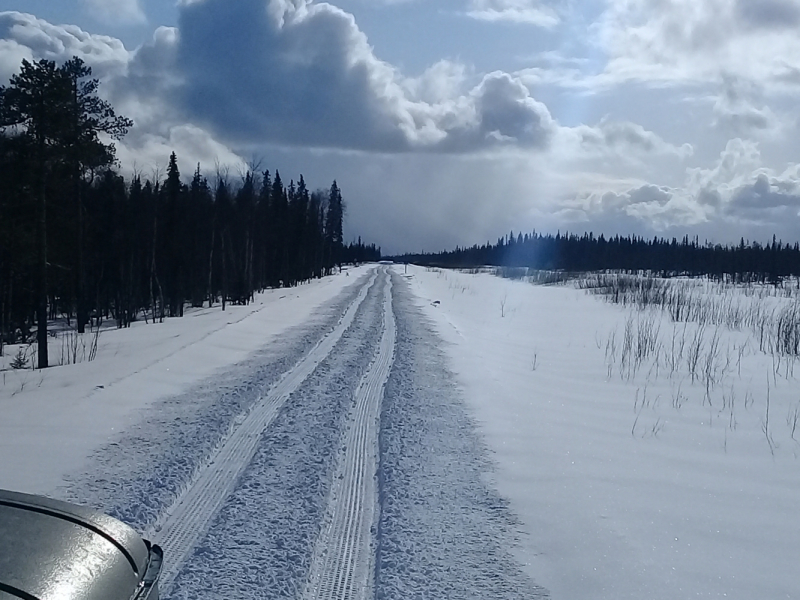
[0,57,379,367]
[398,230,800,282]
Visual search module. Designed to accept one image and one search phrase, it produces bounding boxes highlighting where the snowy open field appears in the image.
[1,262,798,599]
[407,264,799,600]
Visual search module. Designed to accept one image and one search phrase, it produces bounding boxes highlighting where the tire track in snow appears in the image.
[166,272,386,599]
[61,273,369,531]
[302,270,396,600]
[149,269,379,591]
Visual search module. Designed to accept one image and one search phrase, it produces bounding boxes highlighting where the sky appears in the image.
[1,0,800,254]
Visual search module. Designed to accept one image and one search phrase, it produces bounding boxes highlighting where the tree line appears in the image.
[397,230,800,282]
[0,57,380,367]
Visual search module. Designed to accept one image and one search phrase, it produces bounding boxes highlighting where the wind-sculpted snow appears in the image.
[58,273,370,531]
[375,272,549,600]
[166,274,386,599]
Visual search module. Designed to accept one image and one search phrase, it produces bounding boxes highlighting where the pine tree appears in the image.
[271,171,288,285]
[0,57,131,365]
[0,57,382,344]
[325,180,344,273]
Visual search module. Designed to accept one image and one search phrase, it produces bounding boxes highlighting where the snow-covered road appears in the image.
[302,273,395,600]
[152,270,378,591]
[9,263,798,598]
[55,266,545,599]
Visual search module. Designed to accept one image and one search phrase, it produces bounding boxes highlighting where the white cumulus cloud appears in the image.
[175,0,560,152]
[594,0,800,88]
[0,11,129,81]
[465,0,560,26]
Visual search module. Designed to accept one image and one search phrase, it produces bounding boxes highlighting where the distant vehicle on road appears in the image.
[378,260,393,265]
[0,489,162,600]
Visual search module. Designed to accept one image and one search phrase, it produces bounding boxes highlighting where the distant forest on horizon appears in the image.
[396,230,800,282]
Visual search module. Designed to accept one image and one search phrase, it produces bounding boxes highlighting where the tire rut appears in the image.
[60,272,372,531]
[374,271,549,600]
[151,269,379,591]
[302,270,396,600]
[166,269,388,599]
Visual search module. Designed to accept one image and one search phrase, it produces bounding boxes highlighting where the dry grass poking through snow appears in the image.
[576,273,800,453]
[410,265,799,599]
[468,265,800,453]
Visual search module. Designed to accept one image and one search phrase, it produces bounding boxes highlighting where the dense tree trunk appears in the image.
[37,164,48,369]
[221,233,227,311]
[76,179,87,333]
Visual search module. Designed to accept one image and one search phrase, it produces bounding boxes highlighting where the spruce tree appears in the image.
[325,180,344,273]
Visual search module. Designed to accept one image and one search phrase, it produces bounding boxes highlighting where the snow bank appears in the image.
[0,266,373,495]
[405,265,799,600]
[376,273,547,599]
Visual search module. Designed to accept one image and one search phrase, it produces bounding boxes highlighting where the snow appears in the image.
[0,265,373,496]
[2,267,550,599]
[168,273,386,599]
[405,265,799,600]
[2,261,797,599]
[376,272,547,599]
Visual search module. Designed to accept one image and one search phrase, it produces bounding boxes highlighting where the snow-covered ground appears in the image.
[2,265,546,599]
[406,265,799,600]
[0,265,373,495]
[376,272,547,600]
[2,261,797,599]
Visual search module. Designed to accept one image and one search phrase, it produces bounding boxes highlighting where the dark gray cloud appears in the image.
[105,26,182,136]
[727,173,800,212]
[592,184,686,220]
[712,74,775,134]
[697,187,723,208]
[177,0,409,151]
[627,184,672,205]
[434,72,556,151]
[735,0,800,30]
[574,118,693,158]
[473,72,554,146]
[175,0,557,153]
[0,6,671,160]
[0,5,561,155]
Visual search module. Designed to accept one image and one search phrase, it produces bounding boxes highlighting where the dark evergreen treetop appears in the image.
[0,56,133,366]
[1,57,132,170]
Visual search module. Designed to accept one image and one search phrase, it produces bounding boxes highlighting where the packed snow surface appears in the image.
[0,265,374,495]
[376,272,547,600]
[2,265,545,599]
[3,262,796,599]
[168,271,386,599]
[407,265,799,600]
